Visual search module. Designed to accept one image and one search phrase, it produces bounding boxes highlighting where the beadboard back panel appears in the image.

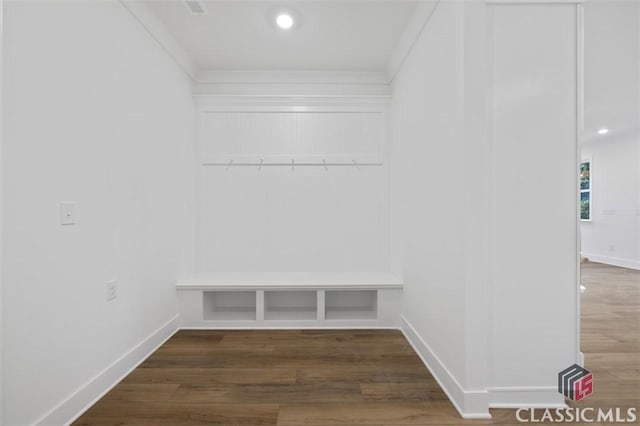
[200,111,385,160]
[196,100,390,273]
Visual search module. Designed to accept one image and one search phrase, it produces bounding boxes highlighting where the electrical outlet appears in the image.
[106,280,117,301]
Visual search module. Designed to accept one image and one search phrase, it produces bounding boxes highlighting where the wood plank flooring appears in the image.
[567,262,640,413]
[74,262,639,425]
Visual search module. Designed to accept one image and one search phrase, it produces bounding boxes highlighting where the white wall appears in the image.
[390,0,467,400]
[197,103,389,273]
[391,0,579,415]
[487,3,578,403]
[2,1,195,424]
[581,0,640,270]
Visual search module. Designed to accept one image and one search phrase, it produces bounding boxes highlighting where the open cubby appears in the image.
[264,290,317,320]
[325,290,377,320]
[178,273,401,327]
[203,290,257,321]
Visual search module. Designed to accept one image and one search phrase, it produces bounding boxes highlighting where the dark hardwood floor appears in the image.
[74,262,639,425]
[568,262,640,413]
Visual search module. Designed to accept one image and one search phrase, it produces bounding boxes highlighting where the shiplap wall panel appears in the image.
[201,111,384,159]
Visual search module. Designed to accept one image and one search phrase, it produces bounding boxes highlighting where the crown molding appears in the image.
[193,70,392,97]
[119,0,199,82]
[386,0,440,83]
[192,94,391,111]
[193,82,391,97]
[196,70,390,85]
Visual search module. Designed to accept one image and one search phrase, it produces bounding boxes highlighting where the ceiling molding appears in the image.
[119,0,199,82]
[193,82,392,98]
[196,70,390,85]
[193,94,391,110]
[386,0,440,83]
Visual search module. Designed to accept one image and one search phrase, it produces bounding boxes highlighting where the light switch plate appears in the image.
[60,202,76,225]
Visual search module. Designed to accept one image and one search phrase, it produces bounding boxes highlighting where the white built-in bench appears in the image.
[176,272,403,328]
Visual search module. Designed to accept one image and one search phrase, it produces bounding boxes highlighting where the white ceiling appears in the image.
[144,1,418,72]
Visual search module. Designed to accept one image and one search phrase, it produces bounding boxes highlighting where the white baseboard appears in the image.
[34,315,179,426]
[180,326,399,330]
[488,386,566,409]
[400,316,491,419]
[581,253,640,270]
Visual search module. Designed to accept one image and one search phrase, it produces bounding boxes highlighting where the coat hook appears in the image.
[352,159,361,171]
[258,159,264,172]
[291,159,295,172]
[323,159,328,172]
[225,160,234,171]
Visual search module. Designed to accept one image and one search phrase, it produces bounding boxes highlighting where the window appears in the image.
[580,161,591,221]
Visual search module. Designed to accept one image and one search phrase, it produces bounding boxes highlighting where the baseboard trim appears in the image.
[34,315,179,426]
[581,253,640,270]
[180,326,400,330]
[488,386,566,409]
[400,316,491,419]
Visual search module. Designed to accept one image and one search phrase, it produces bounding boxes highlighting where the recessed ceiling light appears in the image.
[276,13,294,30]
[597,128,609,135]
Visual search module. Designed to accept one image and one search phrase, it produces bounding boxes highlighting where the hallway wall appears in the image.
[2,2,195,424]
[580,0,640,270]
[390,0,580,415]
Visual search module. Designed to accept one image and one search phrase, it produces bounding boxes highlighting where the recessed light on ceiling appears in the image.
[276,13,294,30]
[267,7,301,31]
[597,128,609,135]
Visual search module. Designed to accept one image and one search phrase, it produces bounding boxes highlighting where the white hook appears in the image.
[225,160,234,171]
[291,159,295,172]
[352,159,360,171]
[258,159,264,172]
[323,159,328,172]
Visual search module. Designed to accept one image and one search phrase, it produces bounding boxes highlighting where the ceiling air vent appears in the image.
[184,0,207,15]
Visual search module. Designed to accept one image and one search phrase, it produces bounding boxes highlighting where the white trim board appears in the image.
[34,315,179,426]
[197,70,389,85]
[177,272,403,290]
[580,254,640,271]
[0,0,4,423]
[488,387,566,409]
[193,94,391,110]
[400,316,491,419]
